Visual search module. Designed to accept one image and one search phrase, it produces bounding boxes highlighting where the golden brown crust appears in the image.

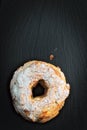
[38,101,64,123]
[24,60,66,81]
[10,60,70,123]
[24,109,30,116]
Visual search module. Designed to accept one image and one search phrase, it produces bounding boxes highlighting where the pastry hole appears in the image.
[32,80,48,98]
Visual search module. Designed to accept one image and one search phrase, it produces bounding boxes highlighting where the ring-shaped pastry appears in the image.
[10,60,70,123]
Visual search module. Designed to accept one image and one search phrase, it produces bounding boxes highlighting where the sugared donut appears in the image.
[10,60,70,123]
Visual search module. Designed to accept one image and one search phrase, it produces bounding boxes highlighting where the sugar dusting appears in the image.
[10,61,70,122]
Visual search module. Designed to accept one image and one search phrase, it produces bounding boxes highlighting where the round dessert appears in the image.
[10,60,70,123]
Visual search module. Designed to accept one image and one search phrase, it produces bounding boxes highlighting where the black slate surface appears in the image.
[0,0,87,130]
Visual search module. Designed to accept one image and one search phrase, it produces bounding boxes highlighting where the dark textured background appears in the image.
[0,0,87,130]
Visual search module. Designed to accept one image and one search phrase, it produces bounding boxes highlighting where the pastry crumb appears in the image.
[50,54,54,60]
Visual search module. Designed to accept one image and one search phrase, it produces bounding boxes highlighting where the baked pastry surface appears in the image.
[10,60,70,123]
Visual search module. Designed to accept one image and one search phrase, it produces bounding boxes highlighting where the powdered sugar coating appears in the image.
[10,61,70,122]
